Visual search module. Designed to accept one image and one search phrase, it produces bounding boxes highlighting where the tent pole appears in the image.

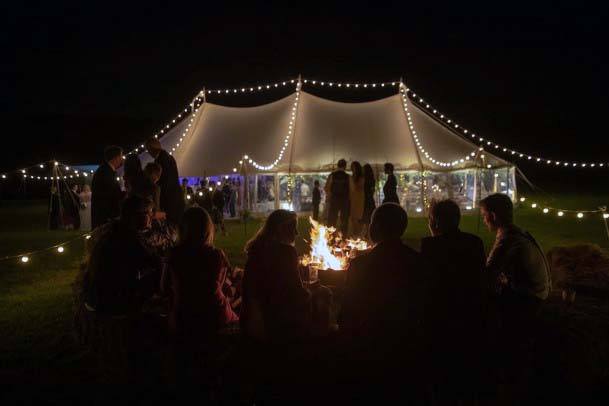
[472,167,479,208]
[399,81,425,211]
[274,174,280,210]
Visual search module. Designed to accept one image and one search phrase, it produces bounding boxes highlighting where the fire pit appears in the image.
[300,218,369,287]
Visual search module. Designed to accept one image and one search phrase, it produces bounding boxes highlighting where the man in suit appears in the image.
[144,138,185,224]
[91,145,124,229]
[340,203,428,394]
[420,199,486,399]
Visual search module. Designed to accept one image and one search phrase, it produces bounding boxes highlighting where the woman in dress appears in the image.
[348,161,365,237]
[362,164,376,232]
[382,162,400,204]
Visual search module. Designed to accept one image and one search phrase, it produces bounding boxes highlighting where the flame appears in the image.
[301,217,369,271]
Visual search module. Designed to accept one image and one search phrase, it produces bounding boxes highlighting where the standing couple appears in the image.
[325,159,399,237]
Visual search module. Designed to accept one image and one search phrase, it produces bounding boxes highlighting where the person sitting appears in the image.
[324,159,350,235]
[241,210,311,343]
[91,145,125,229]
[480,193,551,385]
[76,196,162,380]
[420,199,486,398]
[167,207,238,382]
[340,203,428,388]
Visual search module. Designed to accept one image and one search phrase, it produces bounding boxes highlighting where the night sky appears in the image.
[3,2,608,190]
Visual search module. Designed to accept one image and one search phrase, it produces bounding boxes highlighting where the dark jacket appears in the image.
[341,239,427,342]
[155,150,185,224]
[83,221,161,316]
[241,242,311,342]
[312,186,321,206]
[328,169,350,202]
[382,173,399,204]
[420,231,486,342]
[91,162,123,229]
[168,244,238,338]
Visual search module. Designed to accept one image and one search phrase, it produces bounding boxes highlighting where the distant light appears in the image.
[21,256,29,263]
[208,187,213,192]
[531,203,537,208]
[85,235,91,240]
[466,205,472,210]
[39,164,44,168]
[186,195,191,200]
[520,197,526,202]
[216,181,221,186]
[558,211,564,217]
[603,213,609,219]
[57,246,64,253]
[415,207,422,213]
[543,208,549,213]
[198,192,203,196]
[577,212,584,219]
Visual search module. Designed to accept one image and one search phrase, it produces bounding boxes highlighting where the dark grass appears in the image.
[1,195,608,384]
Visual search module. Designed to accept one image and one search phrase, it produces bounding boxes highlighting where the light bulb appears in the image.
[558,211,564,217]
[577,212,584,218]
[186,195,191,200]
[603,213,609,219]
[531,203,537,208]
[57,246,64,253]
[520,197,526,202]
[543,208,549,213]
[21,256,29,263]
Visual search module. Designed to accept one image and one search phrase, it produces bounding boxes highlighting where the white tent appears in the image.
[143,82,516,214]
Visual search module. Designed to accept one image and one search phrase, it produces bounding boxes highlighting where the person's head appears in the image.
[144,137,163,158]
[363,163,375,183]
[480,193,514,232]
[123,154,143,180]
[314,180,320,187]
[143,162,162,184]
[428,199,461,236]
[120,195,153,231]
[384,162,394,175]
[245,209,298,252]
[104,146,124,170]
[179,206,215,247]
[351,161,363,181]
[369,203,408,243]
[337,159,347,170]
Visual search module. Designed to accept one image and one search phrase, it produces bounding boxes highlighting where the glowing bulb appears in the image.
[416,207,422,213]
[208,187,213,192]
[543,208,549,213]
[21,256,29,263]
[57,246,64,253]
[531,203,537,208]
[558,211,564,217]
[603,213,609,219]
[39,164,44,168]
[577,212,584,219]
[54,161,59,166]
[466,205,472,210]
[186,195,191,200]
[85,235,91,240]
[520,197,526,202]
[198,192,203,196]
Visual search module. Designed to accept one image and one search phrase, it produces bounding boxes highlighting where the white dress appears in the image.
[79,191,92,231]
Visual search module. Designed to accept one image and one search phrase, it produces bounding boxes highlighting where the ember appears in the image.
[300,217,369,272]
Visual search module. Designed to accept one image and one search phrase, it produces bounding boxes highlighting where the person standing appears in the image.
[145,138,185,224]
[382,162,399,205]
[362,164,376,231]
[348,161,365,237]
[324,159,350,235]
[312,180,322,221]
[91,145,125,229]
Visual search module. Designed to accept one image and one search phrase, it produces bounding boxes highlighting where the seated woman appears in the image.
[241,210,311,343]
[168,207,238,335]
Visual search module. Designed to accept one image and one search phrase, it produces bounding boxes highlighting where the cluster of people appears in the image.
[316,159,399,237]
[76,142,552,398]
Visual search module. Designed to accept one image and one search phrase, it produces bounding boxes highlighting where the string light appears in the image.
[405,87,607,169]
[303,78,399,89]
[1,233,96,264]
[205,79,296,95]
[236,80,302,171]
[519,196,606,219]
[399,83,479,168]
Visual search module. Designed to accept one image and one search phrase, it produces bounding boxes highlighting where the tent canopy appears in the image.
[145,90,512,176]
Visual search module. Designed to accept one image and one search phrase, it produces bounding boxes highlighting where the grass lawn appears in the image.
[1,194,608,384]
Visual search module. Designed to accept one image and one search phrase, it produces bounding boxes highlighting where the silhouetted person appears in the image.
[340,203,428,393]
[362,163,376,232]
[145,138,185,224]
[324,159,350,235]
[241,210,311,343]
[420,199,486,399]
[168,207,238,382]
[80,195,162,381]
[122,154,145,196]
[312,180,321,221]
[91,146,125,229]
[480,193,551,388]
[382,162,399,204]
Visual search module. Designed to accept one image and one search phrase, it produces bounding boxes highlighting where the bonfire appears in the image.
[300,217,369,276]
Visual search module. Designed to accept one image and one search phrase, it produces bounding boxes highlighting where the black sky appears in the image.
[2,2,608,187]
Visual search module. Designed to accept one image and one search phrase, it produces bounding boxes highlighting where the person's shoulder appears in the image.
[458,230,484,245]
